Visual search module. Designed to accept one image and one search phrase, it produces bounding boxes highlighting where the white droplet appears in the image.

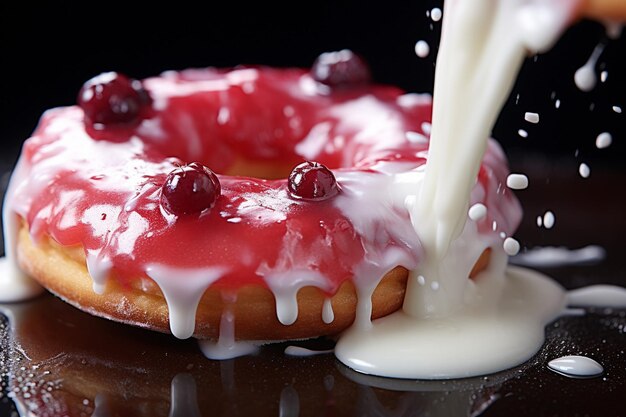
[600,71,608,83]
[579,163,591,179]
[574,65,596,92]
[417,275,426,286]
[543,211,555,229]
[612,105,622,114]
[468,203,487,221]
[415,40,430,58]
[548,355,603,378]
[430,281,440,291]
[536,216,543,227]
[430,7,442,22]
[555,99,561,109]
[595,132,612,149]
[507,174,529,190]
[518,129,528,138]
[524,112,539,123]
[503,238,520,256]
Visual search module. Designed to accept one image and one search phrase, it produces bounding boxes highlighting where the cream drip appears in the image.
[145,264,227,338]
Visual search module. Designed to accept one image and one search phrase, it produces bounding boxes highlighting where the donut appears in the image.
[4,50,521,341]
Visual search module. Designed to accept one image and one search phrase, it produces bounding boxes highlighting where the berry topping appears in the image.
[78,72,150,129]
[288,162,339,201]
[311,49,371,87]
[160,163,221,215]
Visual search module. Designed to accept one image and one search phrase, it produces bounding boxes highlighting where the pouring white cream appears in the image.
[335,0,581,378]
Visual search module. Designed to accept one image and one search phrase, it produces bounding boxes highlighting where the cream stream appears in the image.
[336,0,580,378]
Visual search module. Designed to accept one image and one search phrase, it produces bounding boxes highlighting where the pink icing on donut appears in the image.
[7,64,521,302]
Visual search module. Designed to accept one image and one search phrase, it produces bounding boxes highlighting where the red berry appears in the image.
[160,163,221,215]
[78,72,150,129]
[311,50,371,87]
[288,162,339,201]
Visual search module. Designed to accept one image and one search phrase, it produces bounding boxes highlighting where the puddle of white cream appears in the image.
[336,265,566,379]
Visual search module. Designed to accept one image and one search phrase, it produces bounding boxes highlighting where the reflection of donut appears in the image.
[6,50,521,340]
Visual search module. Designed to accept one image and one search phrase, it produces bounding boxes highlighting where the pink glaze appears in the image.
[7,66,521,297]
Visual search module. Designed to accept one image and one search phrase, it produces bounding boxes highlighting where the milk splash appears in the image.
[336,0,580,378]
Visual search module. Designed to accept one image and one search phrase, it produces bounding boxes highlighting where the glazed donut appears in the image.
[5,50,521,340]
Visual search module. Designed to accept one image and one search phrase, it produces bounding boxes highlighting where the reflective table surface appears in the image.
[1,158,625,417]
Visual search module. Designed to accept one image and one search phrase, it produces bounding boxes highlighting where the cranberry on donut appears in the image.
[5,50,521,341]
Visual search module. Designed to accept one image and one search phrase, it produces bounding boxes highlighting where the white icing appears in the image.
[259,269,330,325]
[595,132,612,149]
[512,245,606,267]
[613,105,622,113]
[518,128,529,138]
[0,158,44,303]
[507,174,529,190]
[322,297,334,324]
[567,285,626,308]
[547,355,603,378]
[284,346,333,357]
[336,265,566,378]
[145,264,226,338]
[198,308,259,360]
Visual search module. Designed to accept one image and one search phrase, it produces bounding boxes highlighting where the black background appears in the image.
[1,0,624,171]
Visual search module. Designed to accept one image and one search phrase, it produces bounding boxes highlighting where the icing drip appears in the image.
[322,297,334,324]
[145,265,226,338]
[199,304,259,360]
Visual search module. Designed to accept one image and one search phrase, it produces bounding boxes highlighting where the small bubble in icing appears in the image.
[468,203,487,221]
[417,275,426,286]
[431,7,442,22]
[524,112,539,123]
[595,132,612,149]
[518,129,528,138]
[507,174,529,190]
[579,163,591,179]
[503,238,521,256]
[415,40,430,58]
[543,211,555,229]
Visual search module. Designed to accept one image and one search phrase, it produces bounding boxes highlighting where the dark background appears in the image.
[1,1,624,169]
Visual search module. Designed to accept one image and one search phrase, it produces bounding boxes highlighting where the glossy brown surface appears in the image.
[1,161,625,416]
